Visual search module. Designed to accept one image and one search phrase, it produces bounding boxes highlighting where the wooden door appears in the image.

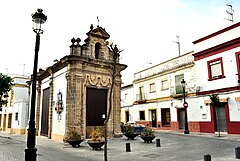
[178,109,185,130]
[86,88,107,126]
[0,114,2,128]
[139,86,144,100]
[151,109,157,127]
[41,87,50,137]
[3,114,6,131]
[125,111,129,123]
[214,104,227,132]
[8,114,12,128]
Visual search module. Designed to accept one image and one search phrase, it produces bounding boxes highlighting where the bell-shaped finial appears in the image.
[76,38,81,44]
[71,37,76,44]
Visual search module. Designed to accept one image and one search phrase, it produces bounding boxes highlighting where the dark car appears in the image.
[121,121,145,133]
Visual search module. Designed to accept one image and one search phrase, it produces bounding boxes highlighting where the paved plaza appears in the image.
[1,131,240,161]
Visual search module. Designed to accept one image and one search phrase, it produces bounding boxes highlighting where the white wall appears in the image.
[194,25,240,53]
[1,76,30,132]
[13,87,29,101]
[121,84,134,123]
[12,100,29,129]
[38,67,68,136]
[195,47,240,92]
[52,67,67,135]
[121,85,134,107]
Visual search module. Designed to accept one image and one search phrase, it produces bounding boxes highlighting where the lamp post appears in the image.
[25,8,47,161]
[181,79,190,134]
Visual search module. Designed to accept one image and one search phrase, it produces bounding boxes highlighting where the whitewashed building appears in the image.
[121,22,240,134]
[192,22,240,134]
[0,75,30,134]
[121,84,134,123]
[121,51,199,131]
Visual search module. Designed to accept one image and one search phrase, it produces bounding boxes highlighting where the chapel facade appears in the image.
[36,25,127,140]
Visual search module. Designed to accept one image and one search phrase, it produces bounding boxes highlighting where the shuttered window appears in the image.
[161,79,168,90]
[149,83,156,93]
[210,60,222,78]
[175,74,184,94]
[207,57,224,80]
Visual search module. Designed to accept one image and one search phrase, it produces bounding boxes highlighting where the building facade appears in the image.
[121,52,198,131]
[0,75,30,134]
[36,25,127,141]
[121,84,134,123]
[121,22,240,134]
[193,22,240,134]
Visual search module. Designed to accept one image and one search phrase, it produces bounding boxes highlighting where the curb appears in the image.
[0,135,11,139]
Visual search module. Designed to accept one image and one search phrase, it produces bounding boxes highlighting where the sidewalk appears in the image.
[1,131,240,161]
[156,130,240,141]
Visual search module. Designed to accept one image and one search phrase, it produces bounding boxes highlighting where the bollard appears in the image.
[156,139,161,147]
[126,143,131,152]
[235,146,240,159]
[204,154,211,161]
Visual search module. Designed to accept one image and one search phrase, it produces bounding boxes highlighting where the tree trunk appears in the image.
[103,44,120,161]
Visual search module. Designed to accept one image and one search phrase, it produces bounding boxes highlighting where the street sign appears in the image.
[183,102,188,108]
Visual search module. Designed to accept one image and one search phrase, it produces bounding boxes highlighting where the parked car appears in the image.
[121,121,145,133]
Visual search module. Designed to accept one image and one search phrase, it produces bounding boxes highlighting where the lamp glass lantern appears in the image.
[181,78,186,87]
[32,8,47,34]
[25,8,47,161]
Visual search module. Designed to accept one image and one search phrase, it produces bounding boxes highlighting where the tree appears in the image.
[209,93,221,136]
[104,44,123,161]
[209,94,220,106]
[0,73,14,111]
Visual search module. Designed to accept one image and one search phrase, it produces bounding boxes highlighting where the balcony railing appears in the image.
[136,93,147,102]
[170,86,185,98]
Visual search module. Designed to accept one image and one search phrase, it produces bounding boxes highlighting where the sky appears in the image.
[1,0,240,85]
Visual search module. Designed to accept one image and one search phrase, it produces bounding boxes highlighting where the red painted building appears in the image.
[121,22,240,134]
[193,22,240,134]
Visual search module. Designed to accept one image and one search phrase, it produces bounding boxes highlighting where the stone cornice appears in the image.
[38,55,127,81]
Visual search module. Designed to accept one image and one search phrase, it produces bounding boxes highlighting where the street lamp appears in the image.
[181,79,190,134]
[25,8,47,161]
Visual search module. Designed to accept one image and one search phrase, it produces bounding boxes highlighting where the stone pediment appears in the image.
[87,25,110,40]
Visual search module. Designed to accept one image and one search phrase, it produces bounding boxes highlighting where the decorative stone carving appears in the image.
[100,77,111,87]
[87,74,111,87]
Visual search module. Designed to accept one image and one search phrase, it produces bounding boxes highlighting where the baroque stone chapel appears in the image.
[36,25,127,141]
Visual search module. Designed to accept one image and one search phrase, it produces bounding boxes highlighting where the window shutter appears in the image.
[210,61,222,78]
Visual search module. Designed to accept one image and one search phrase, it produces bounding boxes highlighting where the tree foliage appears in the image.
[209,93,220,106]
[0,73,14,110]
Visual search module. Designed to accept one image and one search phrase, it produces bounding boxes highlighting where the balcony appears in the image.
[135,93,147,103]
[170,86,184,98]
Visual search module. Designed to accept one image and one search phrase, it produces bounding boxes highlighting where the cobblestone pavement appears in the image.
[1,131,240,161]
